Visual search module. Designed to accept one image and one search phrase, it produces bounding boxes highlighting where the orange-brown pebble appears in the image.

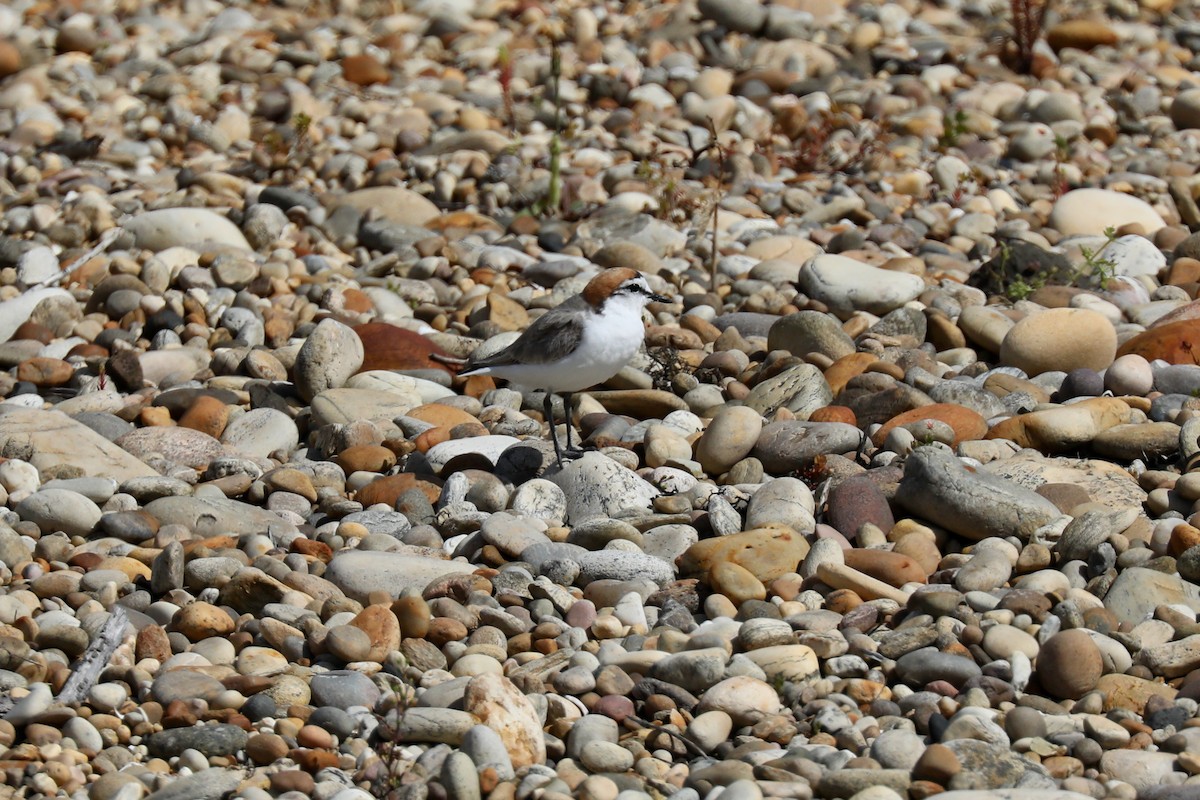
[355,473,443,505]
[891,533,941,577]
[809,406,856,425]
[172,601,234,641]
[426,617,468,646]
[414,428,452,452]
[871,403,988,447]
[825,589,863,613]
[335,444,397,473]
[341,53,389,86]
[270,771,316,795]
[292,748,340,772]
[291,538,333,563]
[296,724,333,749]
[246,732,289,765]
[0,41,21,78]
[823,353,876,396]
[1117,319,1200,364]
[843,549,927,588]
[135,625,172,662]
[178,395,231,437]
[1045,19,1119,52]
[349,604,402,662]
[16,357,73,386]
[1169,523,1200,557]
[408,403,480,429]
[353,322,457,373]
[392,596,431,639]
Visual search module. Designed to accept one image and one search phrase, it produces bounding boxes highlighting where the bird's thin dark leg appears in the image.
[544,391,564,466]
[562,392,574,451]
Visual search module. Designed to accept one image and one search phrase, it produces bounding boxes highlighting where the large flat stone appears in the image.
[0,406,156,482]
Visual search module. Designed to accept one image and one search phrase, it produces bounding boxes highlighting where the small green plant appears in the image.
[939,109,969,150]
[1005,274,1042,301]
[292,111,312,140]
[1078,226,1120,289]
[992,241,1048,301]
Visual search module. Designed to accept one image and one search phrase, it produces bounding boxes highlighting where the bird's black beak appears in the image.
[649,292,670,303]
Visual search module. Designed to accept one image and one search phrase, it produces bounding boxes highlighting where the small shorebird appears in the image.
[460,267,668,465]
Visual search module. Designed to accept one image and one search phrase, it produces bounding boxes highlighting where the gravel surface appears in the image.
[2,0,1200,799]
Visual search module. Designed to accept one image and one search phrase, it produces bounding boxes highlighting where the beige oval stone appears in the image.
[1048,188,1165,237]
[709,561,767,606]
[694,676,782,727]
[696,406,763,475]
[1000,308,1117,376]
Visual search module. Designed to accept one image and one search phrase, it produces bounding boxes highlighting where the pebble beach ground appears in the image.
[6,0,1200,799]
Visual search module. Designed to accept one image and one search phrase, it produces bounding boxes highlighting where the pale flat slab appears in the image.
[0,406,156,482]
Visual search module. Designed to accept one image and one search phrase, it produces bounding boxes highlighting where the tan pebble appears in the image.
[591,615,625,639]
[678,528,811,585]
[768,572,804,601]
[335,444,397,473]
[16,357,73,387]
[264,468,317,501]
[709,561,766,606]
[391,596,431,639]
[1038,629,1103,700]
[172,602,234,641]
[1000,308,1117,376]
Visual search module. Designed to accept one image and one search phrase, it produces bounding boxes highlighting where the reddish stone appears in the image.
[341,288,374,314]
[413,427,451,452]
[348,604,401,662]
[296,724,333,749]
[593,694,635,722]
[67,343,108,360]
[827,476,895,540]
[824,353,876,397]
[1169,523,1200,557]
[843,549,927,588]
[355,473,442,506]
[291,748,340,772]
[1117,318,1200,363]
[178,395,231,438]
[462,374,497,397]
[809,406,856,425]
[12,322,53,344]
[269,771,316,795]
[352,322,457,374]
[870,403,988,447]
[341,54,389,86]
[291,538,333,563]
[135,624,172,662]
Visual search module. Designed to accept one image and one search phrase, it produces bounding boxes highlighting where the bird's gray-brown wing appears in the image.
[464,296,587,369]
